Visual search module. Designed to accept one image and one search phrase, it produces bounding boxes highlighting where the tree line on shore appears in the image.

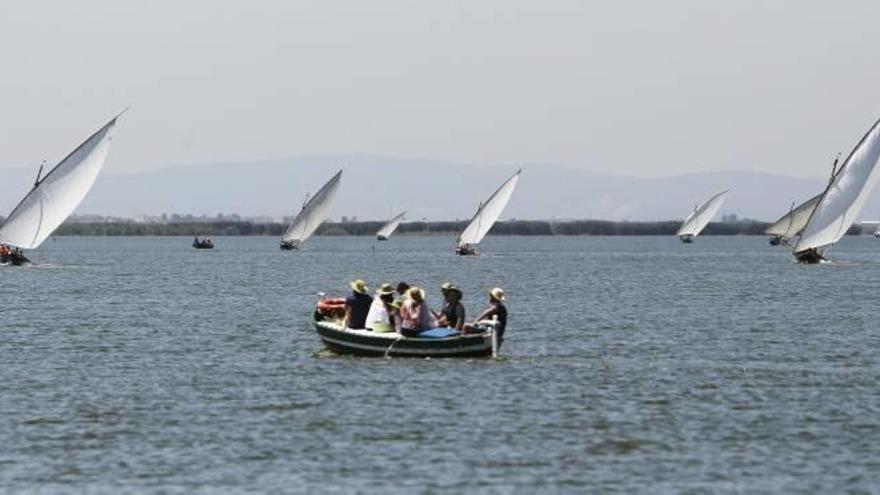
[34,219,863,236]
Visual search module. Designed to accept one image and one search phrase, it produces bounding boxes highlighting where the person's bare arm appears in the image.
[343,306,352,328]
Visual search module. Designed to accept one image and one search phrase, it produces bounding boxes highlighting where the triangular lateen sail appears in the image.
[457,169,521,247]
[0,113,122,249]
[376,211,406,239]
[675,189,729,238]
[765,193,822,239]
[282,170,343,245]
[795,116,880,257]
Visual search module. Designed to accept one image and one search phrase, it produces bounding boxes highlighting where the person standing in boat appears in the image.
[343,279,373,330]
[463,287,507,338]
[365,283,396,332]
[434,283,466,332]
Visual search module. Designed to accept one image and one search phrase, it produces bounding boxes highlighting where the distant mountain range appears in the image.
[2,154,877,222]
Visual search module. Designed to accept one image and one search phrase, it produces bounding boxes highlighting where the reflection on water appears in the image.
[1,235,879,492]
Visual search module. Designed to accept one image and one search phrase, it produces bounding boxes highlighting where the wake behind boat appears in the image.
[0,112,123,266]
[676,189,729,243]
[280,170,342,250]
[794,115,880,263]
[456,169,521,255]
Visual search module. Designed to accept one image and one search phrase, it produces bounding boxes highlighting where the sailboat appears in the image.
[0,112,123,266]
[455,169,521,255]
[280,170,342,250]
[767,157,843,246]
[376,211,406,241]
[794,116,880,263]
[675,189,729,243]
[765,193,822,246]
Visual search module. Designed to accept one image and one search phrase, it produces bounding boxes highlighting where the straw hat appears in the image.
[349,279,368,294]
[407,286,425,302]
[489,287,505,301]
[376,283,395,296]
[443,284,463,298]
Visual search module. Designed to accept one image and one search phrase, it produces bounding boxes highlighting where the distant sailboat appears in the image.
[280,170,342,250]
[0,112,123,266]
[456,169,521,255]
[675,189,729,243]
[766,194,822,246]
[376,211,406,241]
[794,116,880,263]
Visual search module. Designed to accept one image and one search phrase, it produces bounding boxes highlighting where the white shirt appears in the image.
[365,298,390,330]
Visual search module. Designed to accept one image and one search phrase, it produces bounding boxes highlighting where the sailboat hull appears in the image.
[376,235,389,241]
[456,245,478,256]
[0,252,30,266]
[280,241,299,250]
[768,235,789,246]
[679,235,694,244]
[794,249,825,264]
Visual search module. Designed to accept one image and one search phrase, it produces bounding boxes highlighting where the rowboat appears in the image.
[312,301,498,358]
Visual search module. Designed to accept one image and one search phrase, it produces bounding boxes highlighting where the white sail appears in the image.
[675,189,729,238]
[457,169,521,247]
[795,116,880,254]
[376,210,406,239]
[765,193,822,238]
[0,115,120,249]
[282,170,343,244]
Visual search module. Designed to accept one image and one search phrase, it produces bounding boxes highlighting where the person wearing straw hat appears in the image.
[463,287,507,338]
[400,286,436,337]
[365,283,396,332]
[344,279,373,330]
[433,283,466,332]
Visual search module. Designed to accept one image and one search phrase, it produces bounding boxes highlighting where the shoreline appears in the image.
[49,220,863,237]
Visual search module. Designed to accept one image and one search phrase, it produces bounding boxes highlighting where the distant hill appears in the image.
[0,154,873,222]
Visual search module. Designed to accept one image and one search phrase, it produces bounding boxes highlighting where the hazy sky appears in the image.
[2,0,880,179]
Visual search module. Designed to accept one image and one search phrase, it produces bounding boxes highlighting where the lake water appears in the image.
[2,235,880,493]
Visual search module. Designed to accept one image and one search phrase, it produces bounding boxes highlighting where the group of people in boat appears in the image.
[192,236,214,249]
[0,243,28,265]
[341,279,507,338]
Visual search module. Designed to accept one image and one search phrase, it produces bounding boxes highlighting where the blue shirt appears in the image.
[345,292,373,329]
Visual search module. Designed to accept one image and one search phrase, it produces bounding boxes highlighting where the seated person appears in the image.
[343,279,373,330]
[433,283,466,332]
[399,287,437,337]
[365,283,396,332]
[463,287,507,338]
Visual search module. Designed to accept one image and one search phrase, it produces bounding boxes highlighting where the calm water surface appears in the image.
[2,235,880,493]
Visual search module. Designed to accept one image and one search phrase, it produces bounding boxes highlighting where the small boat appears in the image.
[376,210,406,241]
[192,237,214,249]
[281,170,342,250]
[0,247,30,266]
[675,189,729,243]
[766,194,822,246]
[795,115,880,263]
[456,169,522,255]
[0,111,123,265]
[312,300,498,358]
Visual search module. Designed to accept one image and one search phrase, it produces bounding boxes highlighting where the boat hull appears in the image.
[376,235,388,241]
[192,241,214,249]
[313,320,493,358]
[0,252,30,266]
[456,245,478,256]
[280,241,299,250]
[794,248,825,264]
[679,234,694,244]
